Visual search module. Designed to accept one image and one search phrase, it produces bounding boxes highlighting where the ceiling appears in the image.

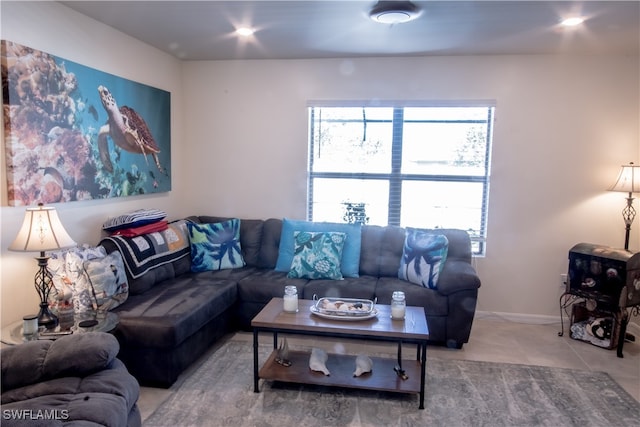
[58,1,640,61]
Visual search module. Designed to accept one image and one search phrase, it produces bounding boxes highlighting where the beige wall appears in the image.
[182,56,639,320]
[0,2,186,326]
[1,1,638,327]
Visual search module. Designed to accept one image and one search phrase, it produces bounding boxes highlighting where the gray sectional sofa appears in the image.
[101,216,481,386]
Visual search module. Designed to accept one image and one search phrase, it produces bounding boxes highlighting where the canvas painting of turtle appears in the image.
[0,40,171,206]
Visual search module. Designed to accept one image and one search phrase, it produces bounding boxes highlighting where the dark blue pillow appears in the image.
[187,219,245,272]
[398,229,448,289]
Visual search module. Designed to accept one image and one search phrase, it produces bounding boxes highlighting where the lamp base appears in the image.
[37,302,58,329]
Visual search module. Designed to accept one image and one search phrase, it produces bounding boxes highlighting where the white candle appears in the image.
[23,315,38,335]
[391,305,405,320]
[283,295,298,312]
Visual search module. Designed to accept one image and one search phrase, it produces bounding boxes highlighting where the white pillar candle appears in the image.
[283,295,298,312]
[391,290,406,320]
[391,305,406,320]
[23,314,38,335]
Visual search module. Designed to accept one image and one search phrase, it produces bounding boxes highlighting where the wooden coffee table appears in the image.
[251,297,430,409]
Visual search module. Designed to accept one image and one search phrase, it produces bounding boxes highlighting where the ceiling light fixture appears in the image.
[369,1,422,24]
[236,27,255,36]
[560,17,585,27]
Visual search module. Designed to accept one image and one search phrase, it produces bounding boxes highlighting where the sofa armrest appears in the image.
[1,332,119,392]
[436,260,481,296]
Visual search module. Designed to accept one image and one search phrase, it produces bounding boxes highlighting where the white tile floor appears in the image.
[137,318,640,423]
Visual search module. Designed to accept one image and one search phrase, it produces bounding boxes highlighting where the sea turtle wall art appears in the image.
[0,40,171,206]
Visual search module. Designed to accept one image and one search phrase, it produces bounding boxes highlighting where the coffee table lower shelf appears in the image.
[258,349,423,395]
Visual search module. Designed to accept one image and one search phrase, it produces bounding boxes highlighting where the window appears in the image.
[307,103,494,255]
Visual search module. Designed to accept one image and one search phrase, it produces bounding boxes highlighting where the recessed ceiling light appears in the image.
[370,1,421,24]
[236,27,255,36]
[560,17,585,27]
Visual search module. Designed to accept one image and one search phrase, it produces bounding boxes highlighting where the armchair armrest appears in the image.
[1,332,119,392]
[436,260,481,296]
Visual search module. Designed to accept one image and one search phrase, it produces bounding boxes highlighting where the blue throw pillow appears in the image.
[398,229,448,289]
[187,219,245,272]
[275,219,362,278]
[287,231,346,280]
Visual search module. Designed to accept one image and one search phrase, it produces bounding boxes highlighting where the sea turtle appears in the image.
[97,85,165,174]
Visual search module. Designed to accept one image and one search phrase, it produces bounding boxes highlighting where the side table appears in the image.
[1,311,119,346]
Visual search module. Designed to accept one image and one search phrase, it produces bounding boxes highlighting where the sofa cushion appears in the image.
[194,265,257,281]
[275,219,362,278]
[112,275,237,348]
[187,219,245,272]
[100,220,190,279]
[302,275,378,300]
[237,269,308,303]
[438,229,473,263]
[359,225,406,277]
[398,230,448,289]
[287,231,346,280]
[375,277,449,317]
[258,218,283,269]
[436,259,482,296]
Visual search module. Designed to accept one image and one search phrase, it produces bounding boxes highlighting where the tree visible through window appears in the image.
[307,103,494,255]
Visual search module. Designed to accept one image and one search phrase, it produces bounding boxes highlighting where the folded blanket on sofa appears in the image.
[101,220,190,279]
[102,209,167,232]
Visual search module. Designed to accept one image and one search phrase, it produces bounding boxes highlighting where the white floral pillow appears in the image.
[64,246,107,313]
[47,250,74,311]
[83,251,129,311]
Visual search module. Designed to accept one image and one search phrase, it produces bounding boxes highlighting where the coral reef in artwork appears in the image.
[1,40,171,206]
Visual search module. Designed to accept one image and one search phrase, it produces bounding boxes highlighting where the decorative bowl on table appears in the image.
[310,296,378,320]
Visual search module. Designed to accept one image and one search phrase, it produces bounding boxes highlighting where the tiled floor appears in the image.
[137,317,640,423]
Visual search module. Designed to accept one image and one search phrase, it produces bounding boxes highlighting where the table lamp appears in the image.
[9,204,76,328]
[608,162,640,251]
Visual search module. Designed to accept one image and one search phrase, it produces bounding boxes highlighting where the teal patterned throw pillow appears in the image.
[287,231,346,280]
[187,219,245,272]
[398,229,448,289]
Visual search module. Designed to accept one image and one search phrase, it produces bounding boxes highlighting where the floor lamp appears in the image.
[9,204,76,328]
[608,162,640,251]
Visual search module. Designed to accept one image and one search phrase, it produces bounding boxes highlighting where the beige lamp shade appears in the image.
[9,205,76,252]
[608,162,640,193]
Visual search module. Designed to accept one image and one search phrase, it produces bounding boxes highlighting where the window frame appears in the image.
[307,101,494,256]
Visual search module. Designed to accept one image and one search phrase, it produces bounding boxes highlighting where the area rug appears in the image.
[144,339,640,427]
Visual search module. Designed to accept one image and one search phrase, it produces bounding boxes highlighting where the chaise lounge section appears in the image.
[101,215,481,386]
